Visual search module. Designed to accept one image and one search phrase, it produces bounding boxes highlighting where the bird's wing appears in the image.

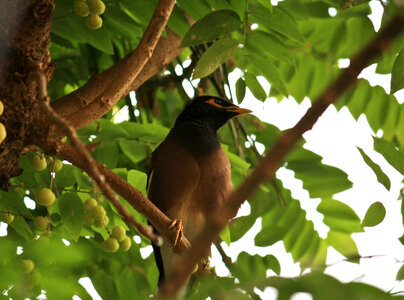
[147,133,200,284]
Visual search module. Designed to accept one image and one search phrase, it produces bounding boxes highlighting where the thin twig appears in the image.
[159,13,404,297]
[28,71,161,245]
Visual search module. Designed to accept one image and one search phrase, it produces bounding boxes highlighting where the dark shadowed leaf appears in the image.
[244,72,267,101]
[235,77,246,103]
[193,37,239,78]
[181,10,241,47]
[391,48,404,94]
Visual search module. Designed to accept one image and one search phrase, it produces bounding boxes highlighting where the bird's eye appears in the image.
[214,99,223,106]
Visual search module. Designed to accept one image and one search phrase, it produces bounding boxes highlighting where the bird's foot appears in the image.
[169,219,183,248]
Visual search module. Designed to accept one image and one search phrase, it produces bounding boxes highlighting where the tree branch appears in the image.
[42,139,192,253]
[50,0,181,135]
[28,71,161,245]
[159,12,404,297]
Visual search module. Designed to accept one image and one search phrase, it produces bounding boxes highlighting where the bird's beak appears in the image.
[226,106,252,116]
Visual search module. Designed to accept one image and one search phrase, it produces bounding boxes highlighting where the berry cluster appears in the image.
[83,198,109,228]
[74,0,106,30]
[102,225,132,252]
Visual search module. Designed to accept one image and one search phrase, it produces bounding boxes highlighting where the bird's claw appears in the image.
[170,219,183,248]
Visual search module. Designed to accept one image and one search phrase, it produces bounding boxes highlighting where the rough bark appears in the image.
[0,0,55,190]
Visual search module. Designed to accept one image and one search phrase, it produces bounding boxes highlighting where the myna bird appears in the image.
[147,95,252,286]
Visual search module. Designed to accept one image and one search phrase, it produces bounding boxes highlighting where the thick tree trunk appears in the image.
[0,0,54,190]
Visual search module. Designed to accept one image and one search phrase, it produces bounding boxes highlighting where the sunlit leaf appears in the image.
[362,202,386,227]
[373,137,404,175]
[357,147,391,190]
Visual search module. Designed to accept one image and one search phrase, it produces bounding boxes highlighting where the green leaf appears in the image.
[181,10,241,47]
[119,141,148,163]
[245,30,295,66]
[396,264,404,281]
[250,5,305,44]
[193,37,239,78]
[246,55,288,96]
[55,164,77,187]
[127,170,148,196]
[327,231,359,262]
[244,72,267,101]
[391,48,404,94]
[373,137,404,175]
[231,252,280,282]
[235,77,246,103]
[362,202,386,227]
[219,225,231,246]
[287,148,352,198]
[357,147,391,190]
[58,193,84,241]
[8,217,33,241]
[94,141,120,169]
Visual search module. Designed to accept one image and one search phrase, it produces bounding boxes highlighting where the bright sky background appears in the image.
[1,1,403,299]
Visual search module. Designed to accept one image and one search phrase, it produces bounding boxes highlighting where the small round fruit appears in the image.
[0,100,3,115]
[0,122,6,144]
[94,215,109,228]
[84,198,97,211]
[102,237,119,252]
[86,14,102,30]
[111,225,126,242]
[34,216,49,231]
[30,155,47,171]
[74,1,90,17]
[48,159,63,173]
[28,270,41,286]
[83,212,94,226]
[119,236,131,252]
[89,0,105,15]
[35,188,55,206]
[0,212,14,224]
[90,205,106,220]
[20,259,35,274]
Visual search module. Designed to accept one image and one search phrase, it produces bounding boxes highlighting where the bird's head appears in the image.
[175,96,252,131]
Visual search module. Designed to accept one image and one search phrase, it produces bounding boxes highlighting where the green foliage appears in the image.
[2,0,404,298]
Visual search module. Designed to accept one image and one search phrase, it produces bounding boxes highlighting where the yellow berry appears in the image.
[84,198,97,211]
[91,205,106,220]
[0,100,3,115]
[89,0,105,15]
[0,122,6,144]
[111,225,126,242]
[20,259,35,274]
[0,212,14,224]
[35,188,55,206]
[74,1,90,17]
[102,237,119,252]
[83,212,94,226]
[48,159,63,173]
[119,236,131,251]
[86,14,102,29]
[94,215,109,228]
[30,155,47,171]
[34,216,49,231]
